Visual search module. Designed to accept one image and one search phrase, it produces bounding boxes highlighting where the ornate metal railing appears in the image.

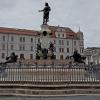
[0,64,100,83]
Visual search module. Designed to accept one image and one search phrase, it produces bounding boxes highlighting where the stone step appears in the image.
[0,88,100,96]
[1,81,100,96]
[0,81,100,85]
[1,83,100,90]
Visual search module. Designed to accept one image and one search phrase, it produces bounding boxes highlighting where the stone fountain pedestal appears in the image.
[36,24,55,60]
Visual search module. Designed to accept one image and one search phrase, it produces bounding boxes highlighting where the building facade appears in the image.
[84,47,100,64]
[0,25,84,62]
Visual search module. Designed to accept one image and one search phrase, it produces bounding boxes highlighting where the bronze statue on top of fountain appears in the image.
[39,2,51,25]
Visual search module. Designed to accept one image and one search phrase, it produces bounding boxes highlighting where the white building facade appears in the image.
[84,47,100,65]
[0,25,84,62]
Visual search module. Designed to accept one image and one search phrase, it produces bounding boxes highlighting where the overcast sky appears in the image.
[0,0,100,48]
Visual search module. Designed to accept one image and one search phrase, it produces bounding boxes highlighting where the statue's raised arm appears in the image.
[39,3,51,25]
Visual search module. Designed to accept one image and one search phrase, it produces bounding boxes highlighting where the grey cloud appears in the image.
[0,0,16,10]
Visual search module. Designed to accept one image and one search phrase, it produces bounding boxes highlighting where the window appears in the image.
[31,38,33,43]
[19,45,25,51]
[19,45,22,50]
[59,40,64,45]
[20,37,25,42]
[67,48,69,53]
[30,54,33,59]
[62,48,64,52]
[59,48,64,52]
[23,45,25,51]
[31,46,33,51]
[62,40,64,45]
[59,48,61,52]
[58,34,60,37]
[67,41,69,46]
[62,34,64,37]
[2,53,5,59]
[11,45,14,50]
[38,38,40,43]
[2,44,5,50]
[59,40,61,45]
[80,48,84,53]
[23,37,25,42]
[2,36,5,41]
[20,37,22,42]
[11,36,14,41]
[74,41,76,46]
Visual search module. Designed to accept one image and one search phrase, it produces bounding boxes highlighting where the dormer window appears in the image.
[57,28,61,32]
[57,28,65,32]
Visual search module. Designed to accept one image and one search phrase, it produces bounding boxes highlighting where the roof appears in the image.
[0,26,78,39]
[48,25,77,39]
[0,27,38,36]
[86,47,100,50]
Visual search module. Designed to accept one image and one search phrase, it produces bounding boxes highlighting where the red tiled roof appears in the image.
[0,26,78,39]
[0,27,38,36]
[48,25,77,39]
